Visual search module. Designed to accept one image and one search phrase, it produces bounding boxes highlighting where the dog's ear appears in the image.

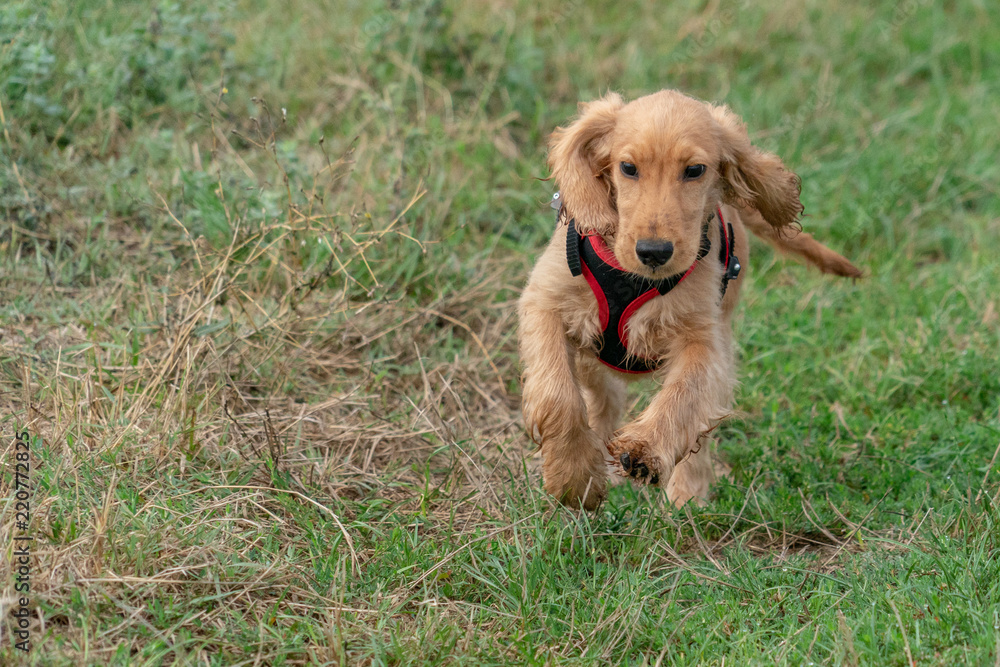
[548,93,623,235]
[709,104,803,230]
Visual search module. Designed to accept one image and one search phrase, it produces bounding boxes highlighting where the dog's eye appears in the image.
[620,162,638,178]
[683,164,707,180]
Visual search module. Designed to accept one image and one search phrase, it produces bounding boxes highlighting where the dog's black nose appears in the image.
[635,240,674,269]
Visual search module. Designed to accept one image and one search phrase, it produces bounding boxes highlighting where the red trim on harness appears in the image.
[585,227,705,293]
[617,254,700,350]
[616,257,703,352]
[597,357,651,374]
[572,206,731,373]
[718,206,729,262]
[582,244,651,374]
[618,287,658,349]
[586,233,623,269]
[580,261,609,330]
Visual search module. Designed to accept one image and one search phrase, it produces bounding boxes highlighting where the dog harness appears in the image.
[554,194,741,374]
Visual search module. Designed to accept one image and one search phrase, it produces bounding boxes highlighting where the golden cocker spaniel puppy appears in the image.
[518,90,860,510]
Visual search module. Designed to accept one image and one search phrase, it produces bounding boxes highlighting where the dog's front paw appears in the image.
[545,468,606,510]
[607,431,669,486]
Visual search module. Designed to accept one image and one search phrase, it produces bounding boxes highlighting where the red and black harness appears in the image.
[556,195,741,374]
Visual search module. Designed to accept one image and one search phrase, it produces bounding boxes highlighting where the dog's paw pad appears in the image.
[609,438,662,486]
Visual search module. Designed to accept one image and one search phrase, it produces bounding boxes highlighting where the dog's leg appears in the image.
[576,354,627,443]
[519,305,607,509]
[607,327,732,494]
[666,326,734,505]
[666,435,715,506]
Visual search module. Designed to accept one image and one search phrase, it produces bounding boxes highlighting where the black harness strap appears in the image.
[718,218,741,299]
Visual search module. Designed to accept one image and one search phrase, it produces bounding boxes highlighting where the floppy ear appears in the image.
[547,93,624,235]
[708,104,803,230]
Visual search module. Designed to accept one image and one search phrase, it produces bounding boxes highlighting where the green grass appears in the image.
[2,0,999,664]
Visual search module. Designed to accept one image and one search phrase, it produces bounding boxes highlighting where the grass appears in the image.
[1,0,999,664]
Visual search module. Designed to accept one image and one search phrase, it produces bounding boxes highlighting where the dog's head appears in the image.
[548,90,803,278]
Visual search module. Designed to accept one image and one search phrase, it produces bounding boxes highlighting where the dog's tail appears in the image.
[741,207,862,278]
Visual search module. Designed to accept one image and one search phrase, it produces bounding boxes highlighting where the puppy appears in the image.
[518,90,860,510]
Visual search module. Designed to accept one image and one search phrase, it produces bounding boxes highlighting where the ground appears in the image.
[1,0,999,665]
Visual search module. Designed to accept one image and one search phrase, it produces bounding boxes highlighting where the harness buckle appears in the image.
[727,254,741,281]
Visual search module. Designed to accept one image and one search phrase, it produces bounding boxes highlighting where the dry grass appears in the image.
[0,85,533,660]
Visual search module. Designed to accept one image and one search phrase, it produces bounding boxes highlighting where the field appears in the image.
[1,0,999,664]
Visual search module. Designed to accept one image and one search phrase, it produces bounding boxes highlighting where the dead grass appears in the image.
[0,82,537,660]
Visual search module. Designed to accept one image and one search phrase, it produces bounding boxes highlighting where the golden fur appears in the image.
[518,90,861,510]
